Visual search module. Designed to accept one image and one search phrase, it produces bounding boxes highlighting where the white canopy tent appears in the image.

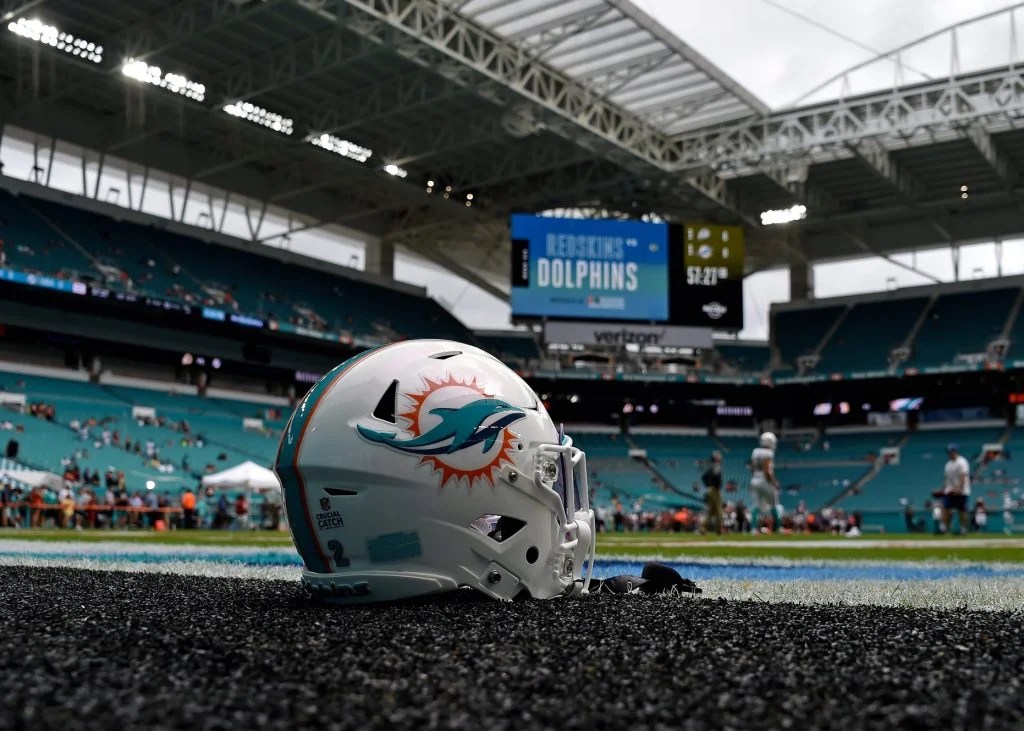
[201,461,284,530]
[201,461,281,492]
[0,468,63,490]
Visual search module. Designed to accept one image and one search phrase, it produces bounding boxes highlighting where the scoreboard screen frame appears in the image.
[509,215,744,331]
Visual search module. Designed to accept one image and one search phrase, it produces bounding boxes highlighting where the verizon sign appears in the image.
[544,321,713,348]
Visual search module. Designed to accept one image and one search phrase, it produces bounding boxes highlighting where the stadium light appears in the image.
[309,133,372,163]
[760,204,807,226]
[224,101,293,135]
[122,58,205,101]
[7,18,103,63]
[383,163,408,179]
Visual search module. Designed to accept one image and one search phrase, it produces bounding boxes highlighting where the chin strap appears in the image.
[585,562,702,595]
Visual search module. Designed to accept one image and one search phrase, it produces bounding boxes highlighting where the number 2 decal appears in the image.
[326,539,350,568]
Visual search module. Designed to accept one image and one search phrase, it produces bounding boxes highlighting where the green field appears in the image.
[598,532,1024,563]
[3,529,1023,563]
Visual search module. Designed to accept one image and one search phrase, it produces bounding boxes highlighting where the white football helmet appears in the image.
[760,432,778,450]
[275,339,595,603]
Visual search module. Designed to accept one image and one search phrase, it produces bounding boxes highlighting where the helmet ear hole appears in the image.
[526,546,539,564]
[372,379,399,423]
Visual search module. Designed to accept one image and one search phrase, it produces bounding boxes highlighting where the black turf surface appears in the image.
[2,566,1023,730]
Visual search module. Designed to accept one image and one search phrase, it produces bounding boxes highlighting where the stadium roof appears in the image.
[450,0,769,134]
[2,0,1024,292]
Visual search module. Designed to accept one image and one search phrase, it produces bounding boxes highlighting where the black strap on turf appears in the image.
[588,562,701,595]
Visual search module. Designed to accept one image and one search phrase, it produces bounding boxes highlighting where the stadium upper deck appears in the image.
[3,0,1024,292]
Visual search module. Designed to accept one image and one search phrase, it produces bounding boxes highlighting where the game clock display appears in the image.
[671,223,745,330]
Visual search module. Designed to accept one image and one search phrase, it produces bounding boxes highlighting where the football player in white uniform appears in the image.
[1004,490,1018,535]
[749,432,782,533]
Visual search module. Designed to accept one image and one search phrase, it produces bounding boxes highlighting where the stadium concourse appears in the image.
[3,0,1024,728]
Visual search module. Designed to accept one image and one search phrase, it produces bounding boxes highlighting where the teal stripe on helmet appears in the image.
[275,347,378,574]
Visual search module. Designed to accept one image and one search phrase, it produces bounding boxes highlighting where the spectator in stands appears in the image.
[0,479,15,528]
[28,487,44,528]
[234,493,249,530]
[181,488,197,529]
[5,437,17,460]
[128,492,144,528]
[76,488,95,529]
[145,489,159,529]
[929,499,943,534]
[902,500,925,533]
[793,501,808,533]
[157,493,171,528]
[940,443,971,535]
[59,489,75,529]
[735,500,750,533]
[701,451,724,535]
[114,491,130,528]
[972,499,987,532]
[213,492,231,529]
[1004,491,1018,535]
[613,500,625,532]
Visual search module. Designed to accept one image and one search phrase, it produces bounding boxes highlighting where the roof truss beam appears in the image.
[847,140,923,200]
[756,162,839,213]
[963,126,1017,189]
[684,169,760,229]
[314,0,669,174]
[847,141,953,243]
[668,66,1024,171]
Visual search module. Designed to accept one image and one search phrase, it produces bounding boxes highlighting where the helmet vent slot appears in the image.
[429,350,462,360]
[372,379,399,423]
[471,514,526,543]
[324,487,358,497]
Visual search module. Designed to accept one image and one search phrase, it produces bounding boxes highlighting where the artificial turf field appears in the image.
[2,529,1024,729]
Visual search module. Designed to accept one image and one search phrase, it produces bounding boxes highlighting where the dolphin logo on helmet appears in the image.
[357,398,526,456]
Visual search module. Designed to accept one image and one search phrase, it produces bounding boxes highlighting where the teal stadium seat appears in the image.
[908,289,1019,368]
[838,428,1006,515]
[1006,305,1024,361]
[817,298,927,373]
[773,306,845,369]
[0,371,284,499]
[0,190,475,344]
[0,192,97,280]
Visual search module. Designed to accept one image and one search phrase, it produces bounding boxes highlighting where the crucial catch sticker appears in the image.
[315,497,346,530]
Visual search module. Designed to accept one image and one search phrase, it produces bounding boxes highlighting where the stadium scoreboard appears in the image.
[510,214,744,330]
[678,222,744,328]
